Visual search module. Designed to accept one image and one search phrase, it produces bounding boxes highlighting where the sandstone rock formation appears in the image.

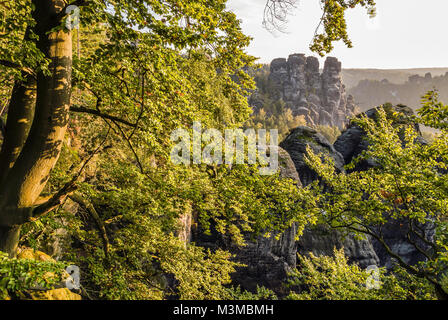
[191,147,303,294]
[265,54,356,128]
[348,71,448,111]
[333,104,434,269]
[296,225,380,269]
[279,126,380,269]
[191,106,433,294]
[334,104,425,171]
[279,126,345,186]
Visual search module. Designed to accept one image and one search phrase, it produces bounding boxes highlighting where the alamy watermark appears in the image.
[170,122,279,175]
[65,265,80,290]
[366,265,381,290]
[65,5,80,30]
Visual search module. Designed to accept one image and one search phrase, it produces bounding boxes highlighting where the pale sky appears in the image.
[227,0,448,69]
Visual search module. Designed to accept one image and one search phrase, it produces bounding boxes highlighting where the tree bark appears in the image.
[0,0,72,256]
[0,75,36,185]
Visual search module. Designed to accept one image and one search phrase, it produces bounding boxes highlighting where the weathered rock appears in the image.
[259,54,356,129]
[28,288,82,300]
[370,220,435,269]
[280,126,345,186]
[279,127,380,268]
[297,226,380,268]
[230,148,303,294]
[16,248,82,300]
[278,147,302,187]
[192,148,303,295]
[230,222,300,295]
[334,104,425,170]
[333,105,434,269]
[17,248,54,262]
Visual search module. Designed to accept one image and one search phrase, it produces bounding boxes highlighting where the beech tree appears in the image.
[0,0,259,256]
[0,0,379,258]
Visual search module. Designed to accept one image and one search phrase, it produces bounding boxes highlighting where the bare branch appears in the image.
[263,0,298,33]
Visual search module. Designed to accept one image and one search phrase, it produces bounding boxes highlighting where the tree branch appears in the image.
[31,182,78,220]
[69,193,110,258]
[69,106,137,127]
[29,127,111,222]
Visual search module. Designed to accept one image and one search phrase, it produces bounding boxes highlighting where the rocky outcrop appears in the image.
[297,226,380,269]
[16,248,81,300]
[334,104,425,170]
[229,221,300,295]
[229,148,302,293]
[333,104,434,269]
[279,126,345,186]
[265,54,356,128]
[279,126,380,268]
[191,147,303,294]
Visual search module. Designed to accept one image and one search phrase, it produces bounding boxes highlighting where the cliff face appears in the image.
[266,54,356,129]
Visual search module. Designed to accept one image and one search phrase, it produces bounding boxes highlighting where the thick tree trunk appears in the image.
[0,27,36,185]
[0,75,36,185]
[0,0,72,256]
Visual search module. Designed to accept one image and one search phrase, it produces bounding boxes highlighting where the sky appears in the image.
[227,0,448,69]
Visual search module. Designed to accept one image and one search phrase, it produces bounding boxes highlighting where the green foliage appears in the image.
[315,125,341,144]
[158,244,237,300]
[246,107,307,140]
[72,224,240,300]
[24,130,316,299]
[303,101,448,297]
[348,75,448,112]
[0,251,67,299]
[310,0,377,56]
[193,165,317,244]
[287,248,436,300]
[3,0,446,301]
[3,0,276,300]
[418,90,448,130]
[228,286,278,300]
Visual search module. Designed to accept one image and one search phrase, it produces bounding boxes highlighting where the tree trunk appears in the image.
[0,75,36,185]
[0,0,72,256]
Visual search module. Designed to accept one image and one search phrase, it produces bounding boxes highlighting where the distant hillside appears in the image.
[342,68,448,89]
[347,72,448,112]
[251,63,448,122]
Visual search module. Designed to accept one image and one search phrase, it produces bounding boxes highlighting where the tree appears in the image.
[304,96,448,299]
[287,248,436,300]
[0,0,256,256]
[263,0,377,56]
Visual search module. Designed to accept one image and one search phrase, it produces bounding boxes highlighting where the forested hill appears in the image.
[342,68,448,89]
[347,71,448,111]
